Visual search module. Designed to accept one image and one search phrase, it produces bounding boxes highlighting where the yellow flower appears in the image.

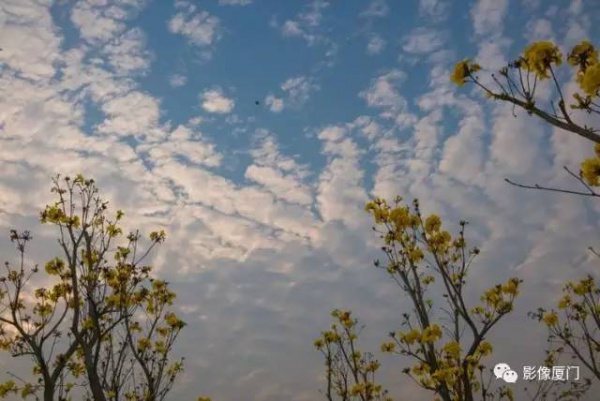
[478,341,493,356]
[450,60,481,86]
[137,338,151,352]
[401,329,421,345]
[579,63,600,96]
[44,258,65,275]
[350,383,365,396]
[412,362,431,377]
[568,40,598,69]
[543,311,558,326]
[432,367,457,385]
[421,324,442,343]
[483,287,501,307]
[572,278,594,295]
[581,157,600,186]
[443,340,461,359]
[501,278,520,296]
[408,247,424,263]
[424,214,442,234]
[165,312,185,329]
[389,207,412,229]
[323,331,340,343]
[522,41,562,79]
[381,342,396,353]
[557,295,571,309]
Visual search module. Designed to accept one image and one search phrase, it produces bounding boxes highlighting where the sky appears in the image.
[1,0,600,400]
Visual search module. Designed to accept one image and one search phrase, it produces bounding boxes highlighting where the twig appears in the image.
[504,165,599,198]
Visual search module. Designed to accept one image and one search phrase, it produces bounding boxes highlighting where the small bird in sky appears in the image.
[255,100,260,105]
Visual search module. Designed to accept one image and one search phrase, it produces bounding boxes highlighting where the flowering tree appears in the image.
[448,39,600,399]
[315,39,599,401]
[314,309,392,401]
[530,274,600,384]
[451,40,600,197]
[316,197,524,401]
[0,175,190,401]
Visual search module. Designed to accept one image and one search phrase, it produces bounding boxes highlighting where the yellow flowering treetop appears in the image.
[363,197,524,401]
[452,40,600,197]
[0,175,202,401]
[314,310,392,401]
[316,197,525,401]
[530,274,600,383]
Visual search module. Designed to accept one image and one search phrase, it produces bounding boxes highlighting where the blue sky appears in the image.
[1,0,600,400]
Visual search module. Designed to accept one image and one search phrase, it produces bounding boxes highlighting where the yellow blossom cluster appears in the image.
[452,39,600,103]
[544,274,600,330]
[365,198,462,274]
[478,278,521,318]
[568,40,600,96]
[450,60,481,86]
[522,41,562,79]
[580,144,600,186]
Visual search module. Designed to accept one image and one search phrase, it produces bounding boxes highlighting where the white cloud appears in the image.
[350,116,382,140]
[0,0,62,80]
[439,112,486,185]
[103,27,153,75]
[169,5,220,47]
[278,0,329,45]
[169,74,188,87]
[524,18,554,41]
[245,165,312,205]
[360,0,389,18]
[249,131,310,175]
[359,70,407,116]
[150,161,320,248]
[402,28,445,54]
[71,3,125,44]
[316,126,369,230]
[418,0,448,22]
[97,91,162,137]
[201,88,235,114]
[279,76,319,108]
[138,125,222,168]
[265,95,285,113]
[475,37,511,72]
[470,0,509,36]
[366,34,386,55]
[281,20,303,37]
[70,0,147,45]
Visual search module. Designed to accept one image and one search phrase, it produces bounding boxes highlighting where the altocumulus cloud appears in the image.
[200,88,235,114]
[0,0,600,400]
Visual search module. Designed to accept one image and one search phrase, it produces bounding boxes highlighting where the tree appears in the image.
[450,40,600,197]
[450,39,600,396]
[314,309,392,401]
[315,39,600,401]
[0,174,189,401]
[315,197,590,401]
[316,197,522,401]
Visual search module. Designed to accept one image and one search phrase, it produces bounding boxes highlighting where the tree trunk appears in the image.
[43,381,55,401]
